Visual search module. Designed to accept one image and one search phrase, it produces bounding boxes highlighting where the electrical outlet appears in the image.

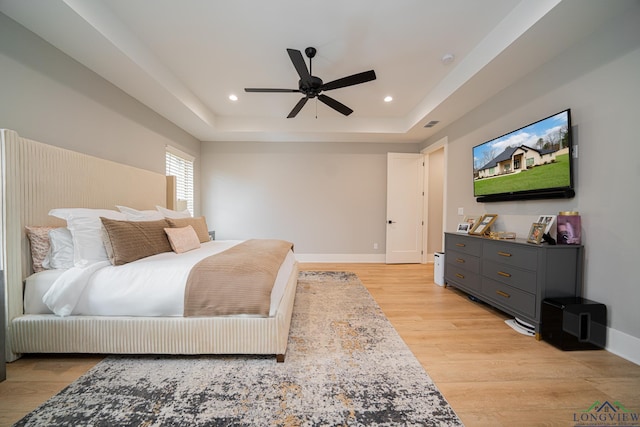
[458,207,464,215]
[373,243,378,250]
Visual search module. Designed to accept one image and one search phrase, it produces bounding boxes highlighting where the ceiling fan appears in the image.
[244,47,376,118]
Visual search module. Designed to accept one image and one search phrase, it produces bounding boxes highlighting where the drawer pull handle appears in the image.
[497,271,511,278]
[496,290,510,298]
[456,258,465,263]
[498,251,512,257]
[456,243,466,247]
[455,273,465,279]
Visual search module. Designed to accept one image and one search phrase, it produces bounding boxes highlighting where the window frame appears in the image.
[165,146,195,216]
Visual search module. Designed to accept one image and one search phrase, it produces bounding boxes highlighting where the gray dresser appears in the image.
[444,233,583,336]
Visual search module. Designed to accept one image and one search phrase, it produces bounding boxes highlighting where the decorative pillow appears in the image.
[25,226,56,272]
[42,227,74,270]
[117,205,165,221]
[49,208,127,266]
[101,217,172,265]
[156,205,192,219]
[166,216,210,243]
[164,226,201,254]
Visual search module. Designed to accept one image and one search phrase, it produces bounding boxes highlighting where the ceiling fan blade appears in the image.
[287,97,309,118]
[287,48,312,83]
[245,88,299,93]
[321,70,376,91]
[318,94,353,116]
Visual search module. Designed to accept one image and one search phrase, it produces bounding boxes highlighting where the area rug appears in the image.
[15,271,462,426]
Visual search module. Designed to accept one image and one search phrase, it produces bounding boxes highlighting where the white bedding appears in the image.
[24,240,296,318]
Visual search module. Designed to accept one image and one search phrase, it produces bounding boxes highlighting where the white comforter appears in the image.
[27,241,296,318]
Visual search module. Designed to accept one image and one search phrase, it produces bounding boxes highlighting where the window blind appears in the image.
[165,146,194,215]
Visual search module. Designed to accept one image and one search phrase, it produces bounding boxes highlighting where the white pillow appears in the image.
[49,208,126,266]
[42,227,74,269]
[156,205,192,219]
[116,205,164,221]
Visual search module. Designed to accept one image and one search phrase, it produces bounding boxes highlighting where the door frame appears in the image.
[421,136,449,264]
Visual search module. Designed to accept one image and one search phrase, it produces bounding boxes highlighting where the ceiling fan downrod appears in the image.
[305,46,316,76]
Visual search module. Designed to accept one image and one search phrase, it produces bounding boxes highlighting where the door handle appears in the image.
[387,220,397,224]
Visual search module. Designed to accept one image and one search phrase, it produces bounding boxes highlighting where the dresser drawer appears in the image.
[445,234,482,257]
[482,259,537,294]
[446,249,481,274]
[481,278,536,318]
[445,264,481,292]
[483,240,537,271]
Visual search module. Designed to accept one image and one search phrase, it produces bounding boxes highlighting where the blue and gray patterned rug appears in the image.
[15,271,462,426]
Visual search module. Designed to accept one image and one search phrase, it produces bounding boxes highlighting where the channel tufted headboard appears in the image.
[1,129,167,361]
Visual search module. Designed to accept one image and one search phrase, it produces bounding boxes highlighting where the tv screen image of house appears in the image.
[472,109,573,200]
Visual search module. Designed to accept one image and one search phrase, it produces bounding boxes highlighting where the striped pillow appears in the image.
[100,218,172,265]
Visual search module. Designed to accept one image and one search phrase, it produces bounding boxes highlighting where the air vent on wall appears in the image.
[424,120,440,128]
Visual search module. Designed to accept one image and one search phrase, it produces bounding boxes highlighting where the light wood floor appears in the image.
[1,263,639,426]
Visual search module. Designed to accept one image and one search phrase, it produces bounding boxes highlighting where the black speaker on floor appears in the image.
[541,297,607,351]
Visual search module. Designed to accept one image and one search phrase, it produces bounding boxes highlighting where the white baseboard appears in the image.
[606,327,640,366]
[295,253,386,263]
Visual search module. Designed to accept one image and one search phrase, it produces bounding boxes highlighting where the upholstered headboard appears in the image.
[1,129,168,360]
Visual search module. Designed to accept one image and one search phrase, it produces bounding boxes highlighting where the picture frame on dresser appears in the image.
[528,223,546,244]
[536,215,556,234]
[456,223,471,233]
[469,214,498,236]
[463,215,480,227]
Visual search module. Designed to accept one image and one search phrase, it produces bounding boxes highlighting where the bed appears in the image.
[1,129,299,363]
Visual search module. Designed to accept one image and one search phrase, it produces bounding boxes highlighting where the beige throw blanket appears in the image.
[184,239,293,317]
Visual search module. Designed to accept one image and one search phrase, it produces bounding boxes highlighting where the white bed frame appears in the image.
[1,129,298,363]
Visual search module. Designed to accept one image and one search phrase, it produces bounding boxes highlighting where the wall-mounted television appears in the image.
[473,109,575,202]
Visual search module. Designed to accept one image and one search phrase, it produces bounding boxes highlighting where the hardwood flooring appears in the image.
[1,263,639,426]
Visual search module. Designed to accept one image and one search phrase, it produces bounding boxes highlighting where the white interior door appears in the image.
[386,153,424,264]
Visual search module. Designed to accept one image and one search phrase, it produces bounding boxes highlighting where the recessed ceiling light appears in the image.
[384,96,393,102]
[229,94,238,101]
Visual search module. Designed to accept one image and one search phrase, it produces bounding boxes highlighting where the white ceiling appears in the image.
[1,0,634,143]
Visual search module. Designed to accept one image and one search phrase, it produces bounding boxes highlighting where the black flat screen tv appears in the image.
[473,109,575,202]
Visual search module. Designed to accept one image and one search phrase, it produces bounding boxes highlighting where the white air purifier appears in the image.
[434,252,445,286]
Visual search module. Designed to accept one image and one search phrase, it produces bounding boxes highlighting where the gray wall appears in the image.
[0,12,200,208]
[201,141,419,258]
[422,8,640,361]
[1,9,423,259]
